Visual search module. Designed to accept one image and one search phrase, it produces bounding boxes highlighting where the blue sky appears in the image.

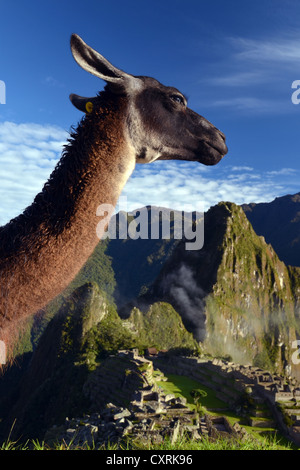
[0,0,300,224]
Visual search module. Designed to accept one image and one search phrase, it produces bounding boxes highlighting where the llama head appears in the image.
[69,34,228,166]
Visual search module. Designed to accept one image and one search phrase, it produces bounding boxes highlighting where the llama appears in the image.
[0,34,227,361]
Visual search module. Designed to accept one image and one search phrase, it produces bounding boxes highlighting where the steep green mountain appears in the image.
[141,202,300,374]
[123,302,199,351]
[0,282,197,441]
[242,192,300,267]
[8,207,190,359]
[1,198,300,442]
[0,283,112,440]
[11,199,300,377]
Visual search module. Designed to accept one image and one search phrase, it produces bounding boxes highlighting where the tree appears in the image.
[190,389,207,416]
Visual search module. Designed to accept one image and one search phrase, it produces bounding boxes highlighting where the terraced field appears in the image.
[156,372,293,449]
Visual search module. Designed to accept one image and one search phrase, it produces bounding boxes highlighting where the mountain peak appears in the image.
[144,200,299,374]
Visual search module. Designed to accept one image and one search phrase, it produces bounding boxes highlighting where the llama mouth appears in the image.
[205,140,228,165]
[158,140,227,164]
[207,136,228,156]
[193,140,228,165]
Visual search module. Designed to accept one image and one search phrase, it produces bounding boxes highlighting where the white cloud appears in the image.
[0,121,298,226]
[210,71,268,87]
[266,168,297,176]
[0,121,67,225]
[230,166,254,172]
[211,96,290,114]
[121,161,297,213]
[231,36,300,64]
[201,32,300,115]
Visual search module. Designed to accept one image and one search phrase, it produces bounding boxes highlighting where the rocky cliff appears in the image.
[142,202,300,374]
[123,302,199,352]
[1,197,300,443]
[8,198,300,379]
[0,282,111,440]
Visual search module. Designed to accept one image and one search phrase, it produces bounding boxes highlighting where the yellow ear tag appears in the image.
[85,101,93,113]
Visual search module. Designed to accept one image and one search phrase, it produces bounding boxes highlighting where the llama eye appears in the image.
[170,94,185,105]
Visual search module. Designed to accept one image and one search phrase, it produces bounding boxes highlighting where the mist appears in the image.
[161,263,207,341]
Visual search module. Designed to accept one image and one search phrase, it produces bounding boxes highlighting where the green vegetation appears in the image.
[202,202,299,373]
[0,433,291,450]
[156,373,227,411]
[276,403,295,428]
[82,304,135,367]
[71,238,117,302]
[10,202,300,376]
[2,200,300,450]
[190,389,208,416]
[0,283,202,442]
[126,303,200,352]
[133,432,291,451]
[155,372,294,450]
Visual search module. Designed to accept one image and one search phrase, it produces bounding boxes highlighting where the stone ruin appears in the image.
[43,349,300,448]
[44,382,247,448]
[152,353,300,446]
[44,350,248,448]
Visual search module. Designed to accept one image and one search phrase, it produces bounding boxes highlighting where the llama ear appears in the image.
[69,93,98,113]
[70,34,141,91]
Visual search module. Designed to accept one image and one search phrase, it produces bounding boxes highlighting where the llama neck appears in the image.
[0,94,136,346]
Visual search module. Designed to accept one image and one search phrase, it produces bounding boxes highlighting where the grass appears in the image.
[0,433,292,451]
[156,372,296,450]
[156,373,227,410]
[0,372,296,451]
[134,433,291,450]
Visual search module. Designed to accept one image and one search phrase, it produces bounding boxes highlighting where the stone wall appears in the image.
[152,353,300,447]
[45,351,300,448]
[44,353,247,448]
